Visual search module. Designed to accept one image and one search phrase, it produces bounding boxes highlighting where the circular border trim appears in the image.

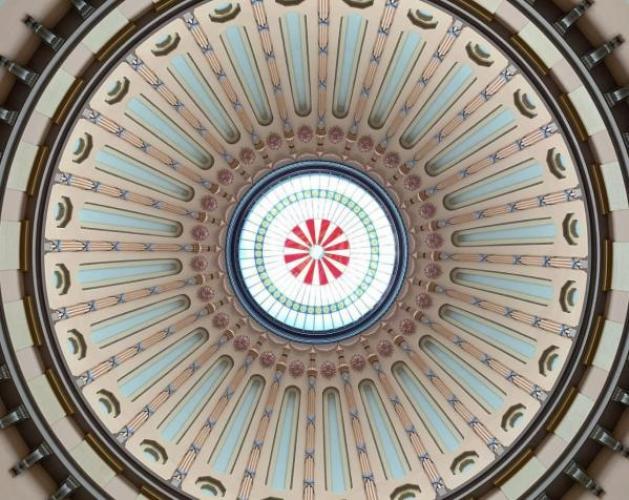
[0,0,623,498]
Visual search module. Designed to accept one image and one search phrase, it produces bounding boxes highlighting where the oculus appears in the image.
[225,161,409,343]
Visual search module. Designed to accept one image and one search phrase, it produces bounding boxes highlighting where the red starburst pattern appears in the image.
[283,218,350,285]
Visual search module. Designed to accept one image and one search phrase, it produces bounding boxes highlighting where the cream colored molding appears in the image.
[500,456,546,500]
[518,22,563,69]
[26,374,67,425]
[2,299,34,351]
[554,393,595,442]
[600,161,629,211]
[82,9,129,55]
[567,86,607,137]
[591,320,624,371]
[34,69,76,119]
[0,222,21,270]
[6,143,39,192]
[468,0,503,15]
[611,242,629,291]
[69,440,117,487]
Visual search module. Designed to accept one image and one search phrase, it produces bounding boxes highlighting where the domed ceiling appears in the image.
[0,1,627,500]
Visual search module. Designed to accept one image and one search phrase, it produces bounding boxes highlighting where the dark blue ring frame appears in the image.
[225,160,409,344]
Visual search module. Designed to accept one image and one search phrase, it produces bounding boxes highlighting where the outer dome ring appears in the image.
[0,0,621,499]
[225,160,409,344]
[19,2,607,498]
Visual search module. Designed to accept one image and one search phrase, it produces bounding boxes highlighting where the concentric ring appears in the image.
[225,161,409,343]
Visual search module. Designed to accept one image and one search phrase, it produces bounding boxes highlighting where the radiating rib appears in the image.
[51,274,205,321]
[82,107,227,196]
[46,240,216,254]
[425,187,582,229]
[404,305,547,401]
[250,0,294,141]
[76,303,224,386]
[126,54,241,169]
[115,329,233,444]
[369,31,424,130]
[373,20,463,159]
[337,349,378,500]
[182,13,266,153]
[410,123,558,203]
[399,62,473,149]
[303,351,317,500]
[236,349,289,498]
[424,280,577,338]
[437,253,587,271]
[316,0,331,141]
[169,336,266,488]
[361,339,447,494]
[407,65,517,164]
[392,334,505,456]
[55,171,207,221]
[345,0,402,147]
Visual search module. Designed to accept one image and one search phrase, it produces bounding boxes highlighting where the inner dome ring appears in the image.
[225,160,409,343]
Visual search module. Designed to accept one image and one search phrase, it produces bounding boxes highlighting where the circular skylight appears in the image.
[226,161,408,342]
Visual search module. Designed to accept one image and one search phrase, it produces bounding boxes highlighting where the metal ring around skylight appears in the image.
[225,160,409,343]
